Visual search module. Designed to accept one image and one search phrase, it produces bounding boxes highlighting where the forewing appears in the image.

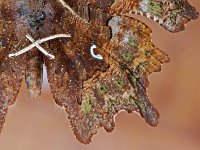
[44,8,112,143]
[73,16,169,143]
[45,6,169,143]
[89,0,199,32]
[0,5,26,133]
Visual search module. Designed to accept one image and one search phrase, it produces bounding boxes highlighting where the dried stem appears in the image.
[26,34,55,59]
[9,34,71,58]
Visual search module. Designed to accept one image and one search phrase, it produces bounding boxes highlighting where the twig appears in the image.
[9,34,71,58]
[26,34,55,59]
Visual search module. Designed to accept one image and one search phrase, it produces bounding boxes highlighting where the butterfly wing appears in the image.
[45,9,110,143]
[45,5,169,143]
[0,5,27,133]
[88,0,199,32]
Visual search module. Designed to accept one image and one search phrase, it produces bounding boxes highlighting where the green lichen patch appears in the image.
[134,99,145,110]
[122,96,145,109]
[170,8,183,24]
[147,0,163,17]
[81,95,93,115]
[172,9,182,16]
[124,96,137,105]
[113,78,125,89]
[127,38,138,48]
[121,51,134,62]
[97,83,107,95]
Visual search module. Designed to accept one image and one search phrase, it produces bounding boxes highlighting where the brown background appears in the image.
[0,0,200,149]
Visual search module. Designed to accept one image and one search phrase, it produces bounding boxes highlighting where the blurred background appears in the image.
[0,0,200,150]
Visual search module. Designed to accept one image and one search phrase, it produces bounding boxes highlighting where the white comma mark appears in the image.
[90,44,103,60]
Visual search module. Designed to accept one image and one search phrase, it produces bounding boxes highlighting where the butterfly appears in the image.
[0,0,198,144]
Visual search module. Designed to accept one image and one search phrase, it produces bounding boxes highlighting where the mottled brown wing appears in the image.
[44,39,109,143]
[44,7,110,143]
[87,0,199,32]
[45,11,169,143]
[76,16,170,143]
[0,4,27,133]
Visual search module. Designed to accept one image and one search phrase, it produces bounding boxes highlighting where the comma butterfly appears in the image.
[0,0,198,144]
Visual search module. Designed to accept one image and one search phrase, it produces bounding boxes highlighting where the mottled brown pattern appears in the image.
[0,0,198,144]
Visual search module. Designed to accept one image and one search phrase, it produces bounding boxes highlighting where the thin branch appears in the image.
[26,34,55,59]
[9,34,71,58]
